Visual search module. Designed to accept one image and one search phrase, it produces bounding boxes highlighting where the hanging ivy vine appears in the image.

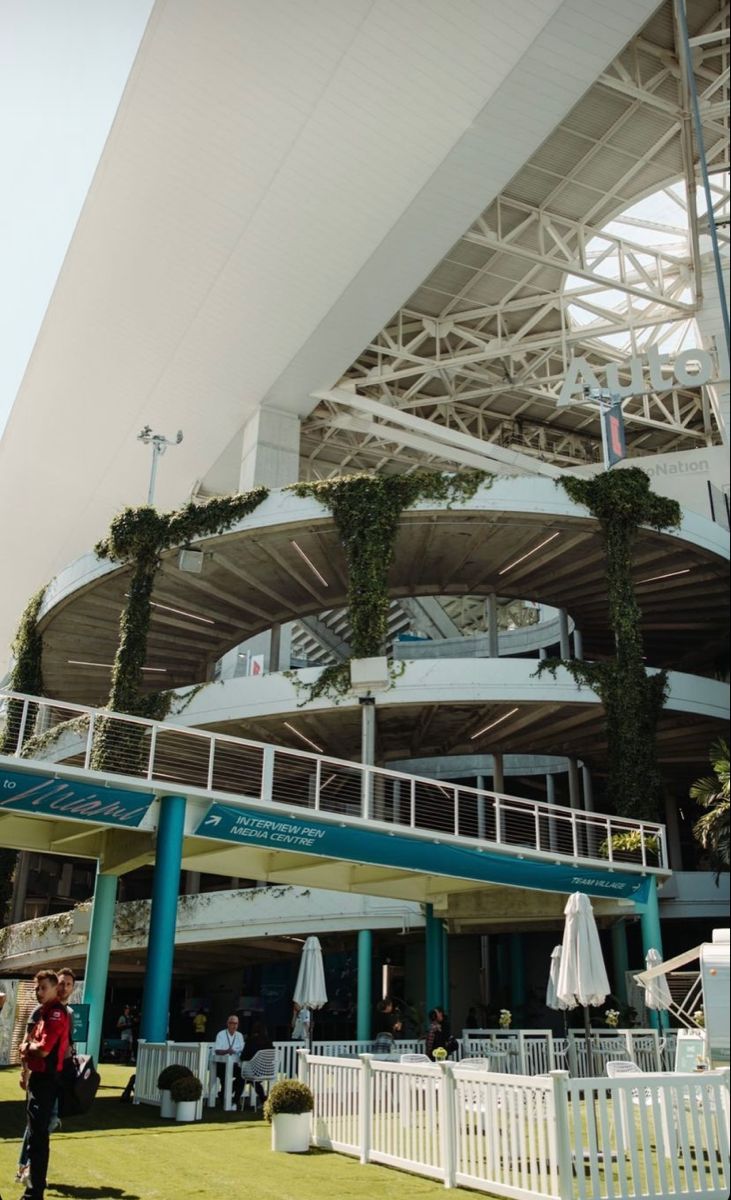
[91,489,268,770]
[1,586,46,755]
[289,470,491,701]
[0,586,48,917]
[537,468,681,820]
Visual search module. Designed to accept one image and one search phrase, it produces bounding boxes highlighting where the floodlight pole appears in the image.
[584,389,621,470]
[137,426,183,505]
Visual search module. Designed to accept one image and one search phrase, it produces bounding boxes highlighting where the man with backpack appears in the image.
[19,970,71,1200]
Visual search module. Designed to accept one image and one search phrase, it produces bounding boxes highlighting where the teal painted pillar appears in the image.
[611,921,630,1006]
[82,868,118,1061]
[140,795,186,1042]
[441,922,450,1023]
[509,934,525,1023]
[495,937,508,1007]
[639,877,667,1030]
[356,930,373,1041]
[425,904,443,1014]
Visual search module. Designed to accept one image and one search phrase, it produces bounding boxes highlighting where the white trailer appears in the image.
[635,928,730,1069]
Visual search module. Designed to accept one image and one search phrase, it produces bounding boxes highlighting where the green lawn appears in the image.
[0,1065,467,1200]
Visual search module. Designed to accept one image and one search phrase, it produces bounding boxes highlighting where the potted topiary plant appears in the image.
[157,1064,194,1120]
[170,1073,204,1123]
[263,1079,314,1153]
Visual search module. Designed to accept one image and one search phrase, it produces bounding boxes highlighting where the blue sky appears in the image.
[0,0,153,439]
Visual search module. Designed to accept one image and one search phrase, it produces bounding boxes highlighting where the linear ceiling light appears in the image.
[498,531,560,576]
[470,707,519,741]
[67,660,167,673]
[283,721,324,753]
[125,595,214,625]
[290,540,329,587]
[636,568,691,585]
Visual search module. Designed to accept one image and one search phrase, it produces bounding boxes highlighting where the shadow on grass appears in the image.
[0,1091,264,1142]
[49,1187,141,1199]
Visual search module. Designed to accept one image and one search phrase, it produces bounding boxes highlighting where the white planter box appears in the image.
[271,1112,310,1153]
[175,1099,199,1123]
[349,656,389,694]
[160,1090,176,1119]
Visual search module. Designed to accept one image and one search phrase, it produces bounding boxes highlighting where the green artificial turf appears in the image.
[0,1065,468,1200]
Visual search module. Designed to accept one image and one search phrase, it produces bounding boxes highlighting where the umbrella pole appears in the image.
[583,1005,595,1076]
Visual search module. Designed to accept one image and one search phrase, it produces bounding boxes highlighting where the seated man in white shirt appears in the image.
[213,1015,245,1107]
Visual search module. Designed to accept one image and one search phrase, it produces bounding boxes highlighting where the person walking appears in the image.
[213,1015,244,1107]
[18,969,71,1200]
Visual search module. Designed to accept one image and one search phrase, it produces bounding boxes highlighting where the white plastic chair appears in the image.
[606,1059,675,1156]
[240,1048,277,1109]
[399,1052,431,1063]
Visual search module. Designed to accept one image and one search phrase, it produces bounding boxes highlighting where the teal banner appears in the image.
[0,767,153,827]
[71,1003,90,1042]
[194,802,651,903]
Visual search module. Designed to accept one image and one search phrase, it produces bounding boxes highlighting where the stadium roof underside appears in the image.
[1,0,728,660]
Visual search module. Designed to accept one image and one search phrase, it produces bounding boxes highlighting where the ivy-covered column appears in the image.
[91,489,268,771]
[541,470,680,820]
[1,587,47,917]
[289,471,489,702]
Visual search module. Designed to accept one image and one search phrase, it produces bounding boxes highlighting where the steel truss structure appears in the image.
[301,0,730,477]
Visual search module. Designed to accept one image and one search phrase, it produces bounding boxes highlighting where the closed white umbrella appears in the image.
[643,947,672,1013]
[293,936,328,1049]
[546,944,570,1036]
[557,892,610,1075]
[546,945,569,1011]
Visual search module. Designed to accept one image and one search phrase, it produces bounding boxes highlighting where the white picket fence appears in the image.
[273,1038,425,1079]
[134,1040,210,1119]
[301,1054,730,1200]
[462,1029,677,1077]
[135,1031,677,1108]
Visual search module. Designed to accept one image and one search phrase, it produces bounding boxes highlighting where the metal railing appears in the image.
[1,689,667,871]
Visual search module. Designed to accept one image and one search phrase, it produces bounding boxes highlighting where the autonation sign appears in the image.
[558,338,729,406]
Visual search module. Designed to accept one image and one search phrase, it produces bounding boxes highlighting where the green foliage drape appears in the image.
[290,470,490,700]
[91,489,268,769]
[538,468,681,819]
[1,587,47,917]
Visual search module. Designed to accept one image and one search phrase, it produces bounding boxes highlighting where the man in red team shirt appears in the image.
[19,970,70,1200]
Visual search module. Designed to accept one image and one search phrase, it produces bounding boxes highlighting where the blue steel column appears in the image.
[357,929,373,1041]
[441,921,450,1024]
[509,933,525,1024]
[82,868,118,1061]
[611,920,630,1007]
[425,904,443,1014]
[140,795,186,1042]
[639,877,666,1030]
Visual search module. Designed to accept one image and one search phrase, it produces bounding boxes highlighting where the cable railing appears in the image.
[0,689,667,871]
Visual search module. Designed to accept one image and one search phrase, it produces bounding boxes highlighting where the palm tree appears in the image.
[690,739,730,881]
